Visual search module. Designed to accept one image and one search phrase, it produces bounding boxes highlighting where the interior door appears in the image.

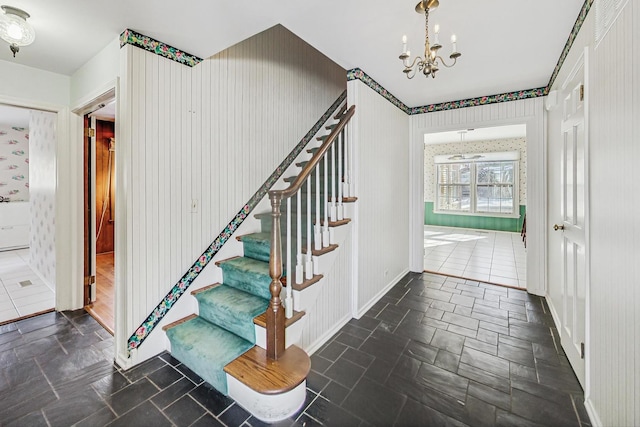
[555,54,588,388]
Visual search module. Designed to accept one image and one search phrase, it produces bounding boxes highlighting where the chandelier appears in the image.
[0,5,35,57]
[399,0,461,79]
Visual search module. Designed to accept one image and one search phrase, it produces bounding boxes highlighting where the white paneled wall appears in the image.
[116,25,345,362]
[409,97,545,296]
[546,2,639,425]
[300,228,353,352]
[348,80,410,315]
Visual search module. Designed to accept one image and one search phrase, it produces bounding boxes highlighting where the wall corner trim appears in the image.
[119,29,203,67]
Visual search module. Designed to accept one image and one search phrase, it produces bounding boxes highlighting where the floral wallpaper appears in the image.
[424,137,527,205]
[0,124,29,201]
[29,111,57,288]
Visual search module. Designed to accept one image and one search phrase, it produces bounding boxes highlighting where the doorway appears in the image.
[422,125,528,289]
[83,100,116,334]
[0,104,56,323]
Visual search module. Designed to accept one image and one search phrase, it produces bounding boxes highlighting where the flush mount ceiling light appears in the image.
[399,0,461,79]
[0,5,35,57]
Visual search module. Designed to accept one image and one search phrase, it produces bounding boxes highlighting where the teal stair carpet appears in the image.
[166,222,295,395]
[166,155,328,396]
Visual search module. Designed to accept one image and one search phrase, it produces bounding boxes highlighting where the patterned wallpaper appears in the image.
[424,137,527,205]
[0,124,29,201]
[28,111,57,288]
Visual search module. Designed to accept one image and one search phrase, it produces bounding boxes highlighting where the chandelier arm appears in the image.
[405,55,423,71]
[435,55,458,68]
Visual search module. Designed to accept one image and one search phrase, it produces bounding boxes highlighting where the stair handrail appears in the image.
[275,106,355,199]
[265,105,355,359]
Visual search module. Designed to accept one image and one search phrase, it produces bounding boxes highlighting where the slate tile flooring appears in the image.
[0,272,588,426]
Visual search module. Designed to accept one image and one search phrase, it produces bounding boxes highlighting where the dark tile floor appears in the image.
[0,272,588,426]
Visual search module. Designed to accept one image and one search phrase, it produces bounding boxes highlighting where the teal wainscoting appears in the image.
[424,202,526,232]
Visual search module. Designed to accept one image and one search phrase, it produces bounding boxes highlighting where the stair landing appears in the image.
[224,345,310,395]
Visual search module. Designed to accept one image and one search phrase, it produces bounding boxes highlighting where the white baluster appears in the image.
[343,123,350,198]
[337,129,344,221]
[285,197,293,318]
[305,178,313,279]
[295,189,303,284]
[330,143,337,222]
[322,154,330,247]
[314,167,321,250]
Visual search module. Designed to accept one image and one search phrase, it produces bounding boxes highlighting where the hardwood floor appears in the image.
[85,251,114,335]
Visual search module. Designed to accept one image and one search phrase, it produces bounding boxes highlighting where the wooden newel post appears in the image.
[266,191,285,359]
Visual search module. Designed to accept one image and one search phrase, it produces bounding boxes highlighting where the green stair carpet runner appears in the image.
[167,150,334,396]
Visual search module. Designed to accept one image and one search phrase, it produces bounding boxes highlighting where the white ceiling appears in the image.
[0,0,585,107]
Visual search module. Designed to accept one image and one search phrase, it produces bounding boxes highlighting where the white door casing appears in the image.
[555,49,589,389]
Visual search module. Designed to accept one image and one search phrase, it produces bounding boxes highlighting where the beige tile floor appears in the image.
[423,225,527,288]
[0,248,55,323]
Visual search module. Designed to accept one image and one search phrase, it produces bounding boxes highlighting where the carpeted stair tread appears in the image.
[217,257,272,300]
[195,284,269,343]
[237,232,272,263]
[166,316,253,395]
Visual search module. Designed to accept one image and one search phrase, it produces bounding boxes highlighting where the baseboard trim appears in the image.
[584,397,602,427]
[305,313,352,356]
[355,268,409,319]
[545,296,561,333]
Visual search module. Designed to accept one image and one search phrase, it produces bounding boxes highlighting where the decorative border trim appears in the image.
[546,0,593,90]
[119,29,203,67]
[347,68,410,114]
[410,87,547,114]
[126,91,347,351]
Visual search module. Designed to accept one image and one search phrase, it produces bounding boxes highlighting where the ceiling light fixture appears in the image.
[399,0,461,79]
[0,5,35,57]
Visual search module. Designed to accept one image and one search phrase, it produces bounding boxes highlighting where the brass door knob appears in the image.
[553,224,564,231]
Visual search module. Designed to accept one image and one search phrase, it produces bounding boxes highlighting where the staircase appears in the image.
[163,100,356,422]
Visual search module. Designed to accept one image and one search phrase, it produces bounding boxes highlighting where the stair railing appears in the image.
[266,104,356,359]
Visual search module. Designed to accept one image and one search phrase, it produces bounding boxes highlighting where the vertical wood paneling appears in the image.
[545,2,639,425]
[588,2,637,425]
[351,80,411,312]
[301,230,353,352]
[117,26,346,356]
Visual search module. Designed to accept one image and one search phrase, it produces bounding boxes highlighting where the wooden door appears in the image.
[555,53,588,388]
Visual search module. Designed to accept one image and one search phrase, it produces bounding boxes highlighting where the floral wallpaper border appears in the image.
[546,0,593,90]
[119,29,203,67]
[126,91,347,352]
[346,68,410,114]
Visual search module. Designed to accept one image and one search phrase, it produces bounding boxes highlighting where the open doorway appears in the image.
[0,103,57,324]
[83,100,116,334]
[422,124,527,289]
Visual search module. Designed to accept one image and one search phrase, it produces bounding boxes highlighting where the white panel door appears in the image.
[555,54,588,388]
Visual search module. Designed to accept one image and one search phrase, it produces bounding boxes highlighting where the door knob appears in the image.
[553,224,564,231]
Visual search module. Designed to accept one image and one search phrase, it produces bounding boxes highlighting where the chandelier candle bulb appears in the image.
[451,34,457,52]
[398,0,460,79]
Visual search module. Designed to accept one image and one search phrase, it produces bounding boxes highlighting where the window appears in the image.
[435,152,519,216]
